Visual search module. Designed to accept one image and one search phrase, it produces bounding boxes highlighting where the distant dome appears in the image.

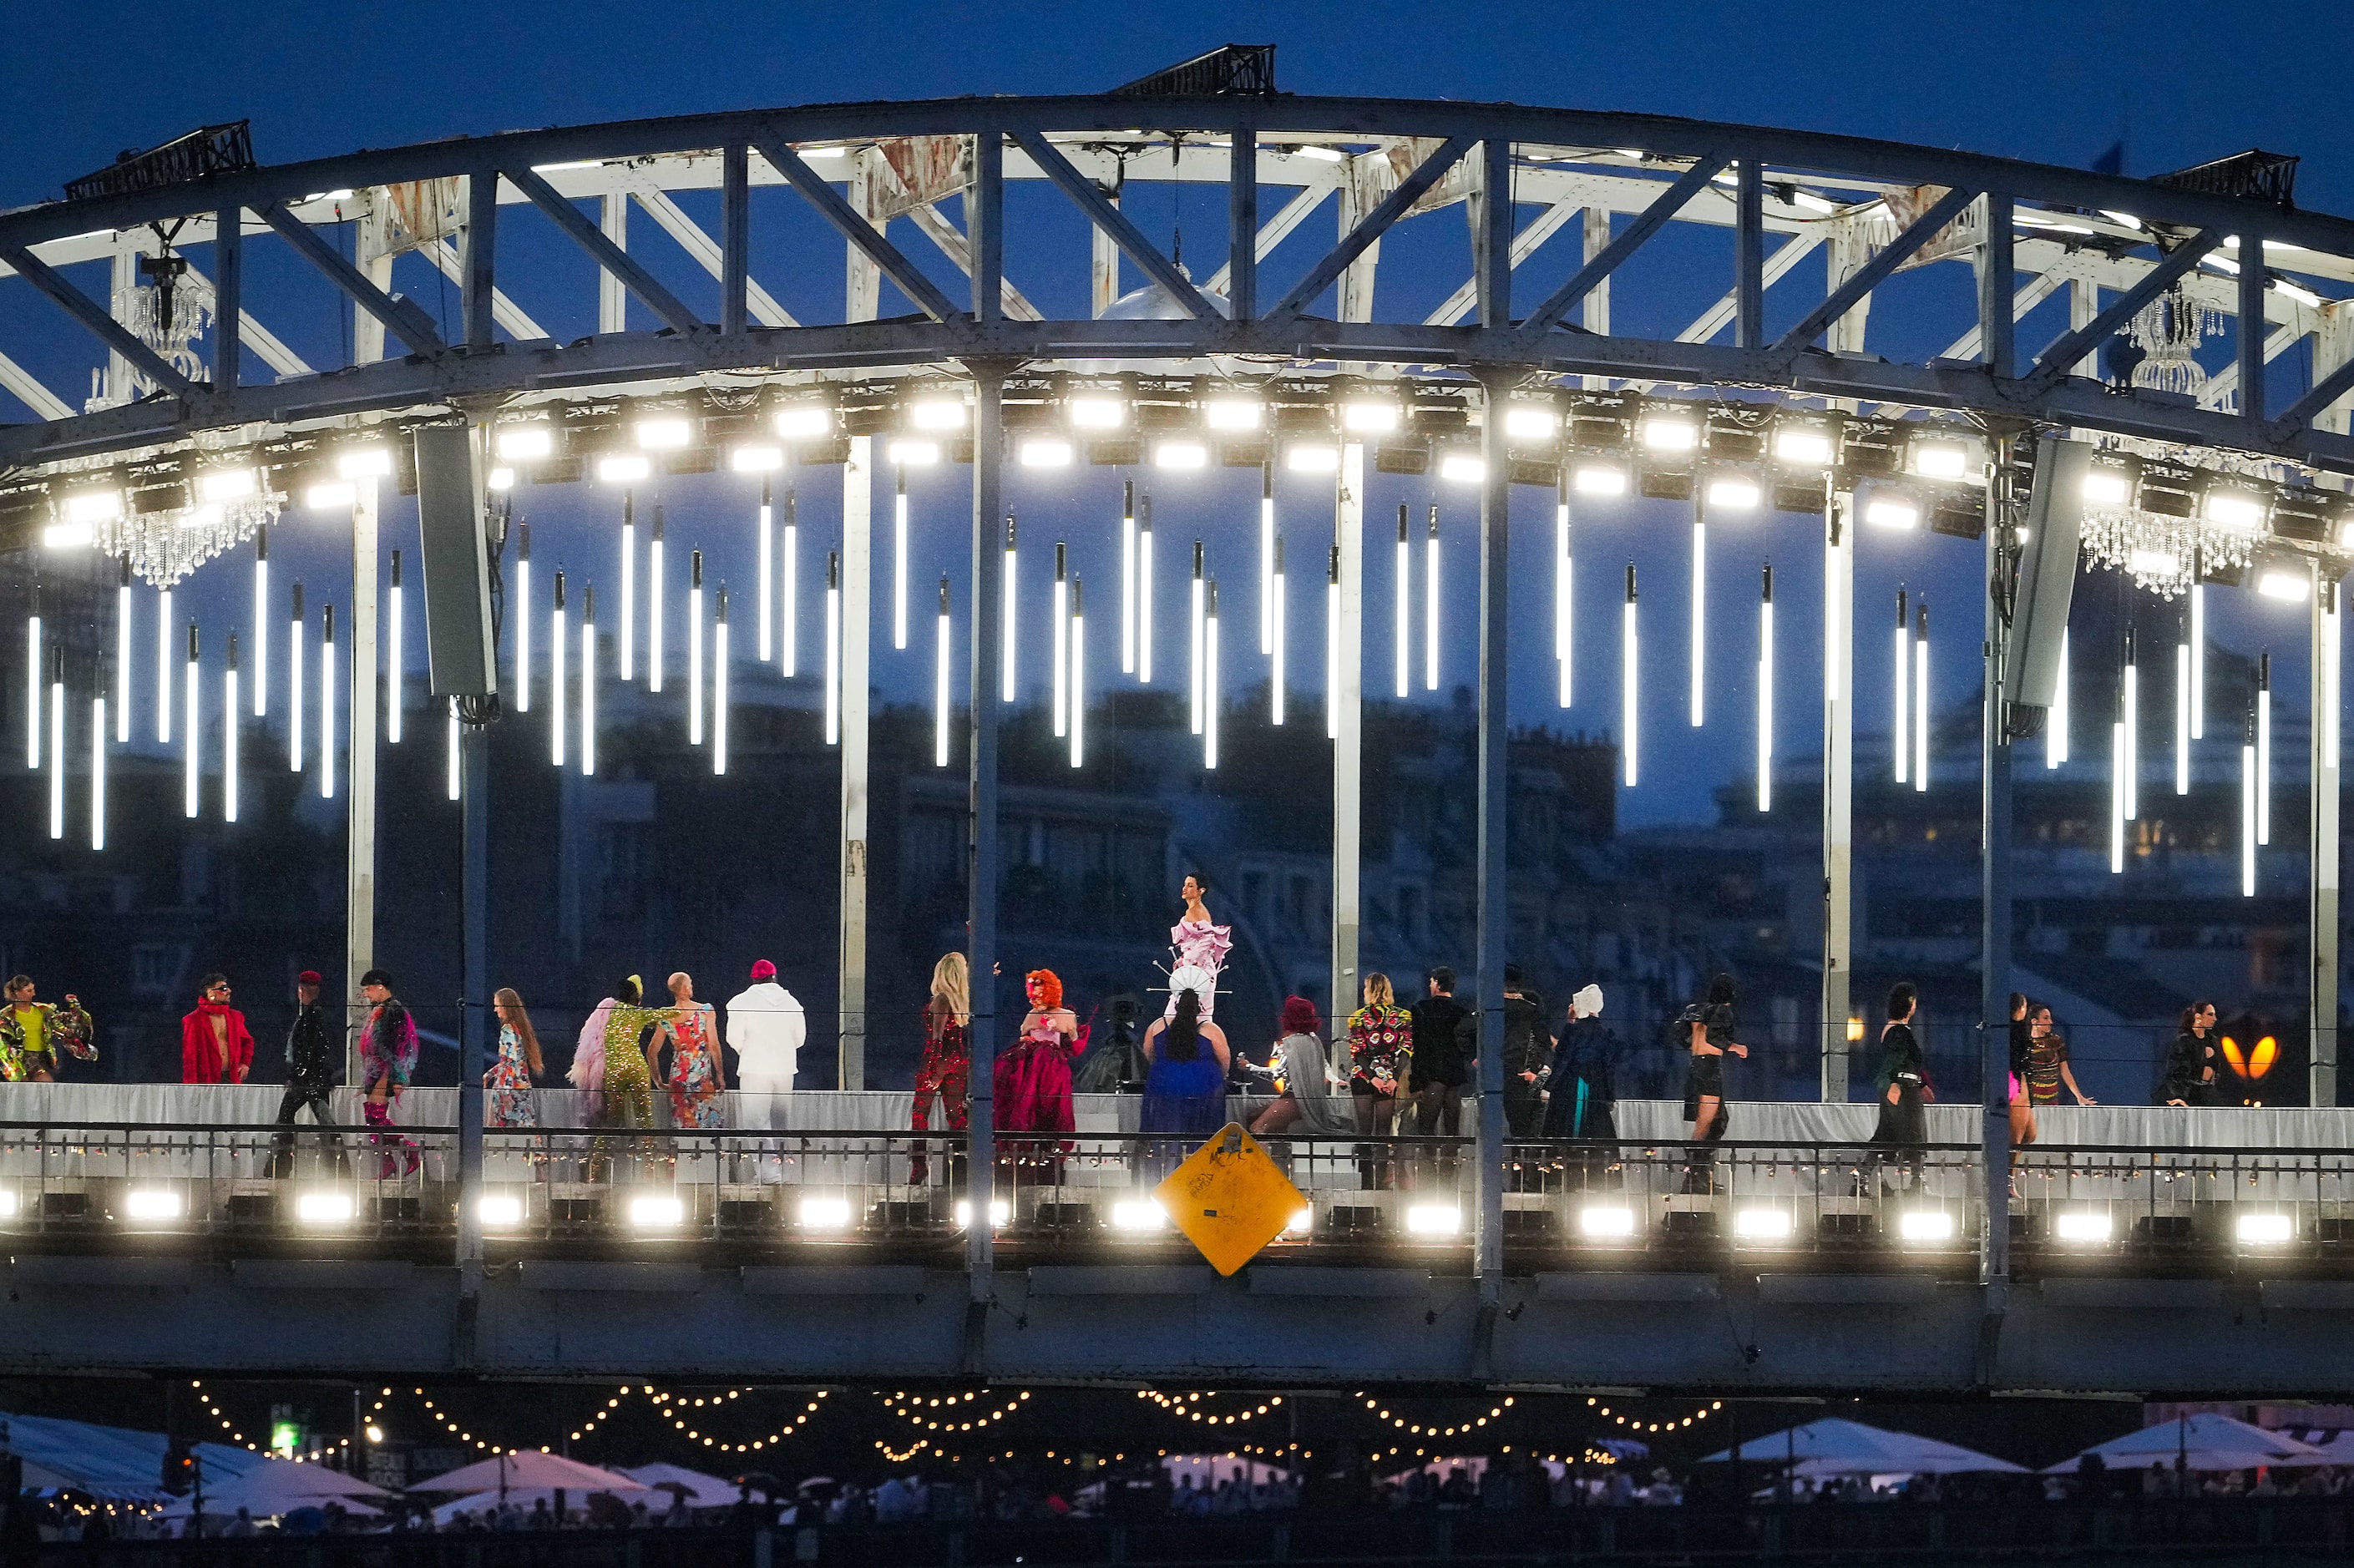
[1069,281,1234,374]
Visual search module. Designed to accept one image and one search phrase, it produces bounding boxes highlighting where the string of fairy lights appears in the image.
[651,1388,830,1453]
[1138,1391,1285,1426]
[880,1390,1030,1433]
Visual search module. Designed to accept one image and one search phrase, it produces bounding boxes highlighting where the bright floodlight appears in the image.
[1111,1200,1167,1232]
[1734,1208,1793,1241]
[909,397,967,432]
[1579,1206,1636,1238]
[1286,1208,1313,1236]
[731,444,785,473]
[0,1190,18,1218]
[634,417,692,450]
[2236,1212,2294,1245]
[1774,427,1834,467]
[1154,439,1208,470]
[597,454,651,484]
[1020,438,1075,468]
[478,1193,525,1227]
[124,1189,183,1221]
[1504,404,1559,439]
[2053,1211,2113,1243]
[296,1191,355,1225]
[953,1199,1012,1229]
[496,427,554,461]
[1341,397,1400,434]
[1707,478,1762,510]
[1908,439,1974,480]
[43,521,94,549]
[1865,498,1921,529]
[888,438,941,467]
[797,1196,853,1231]
[775,405,833,439]
[2082,468,2133,506]
[1638,414,1698,452]
[337,447,392,479]
[1405,1205,1460,1236]
[628,1194,686,1228]
[1069,396,1125,429]
[1438,453,1485,483]
[306,480,357,510]
[1285,444,1339,473]
[1205,396,1263,431]
[487,467,514,491]
[198,468,259,503]
[2258,570,2310,603]
[2204,489,2266,530]
[1897,1210,1955,1243]
[1573,463,1628,496]
[64,489,124,524]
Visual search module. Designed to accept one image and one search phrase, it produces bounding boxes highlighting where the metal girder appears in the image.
[906,204,1042,321]
[1516,154,1730,337]
[1426,196,1583,327]
[255,202,446,355]
[2027,230,2225,391]
[1008,127,1219,320]
[422,239,550,341]
[1677,233,1823,344]
[1269,134,1476,319]
[1202,182,1334,297]
[1773,184,1979,357]
[2276,349,2354,438]
[0,242,194,396]
[504,165,706,336]
[627,183,799,328]
[749,137,960,323]
[0,346,73,419]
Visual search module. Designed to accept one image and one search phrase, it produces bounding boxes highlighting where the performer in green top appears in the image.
[1,975,95,1082]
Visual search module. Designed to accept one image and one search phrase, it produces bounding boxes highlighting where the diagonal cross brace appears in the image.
[256,203,447,355]
[504,166,705,337]
[0,243,195,397]
[1517,154,1731,339]
[2025,230,2224,392]
[1269,134,1476,320]
[1773,184,1980,358]
[750,138,960,323]
[1008,128,1221,321]
[2271,351,2354,439]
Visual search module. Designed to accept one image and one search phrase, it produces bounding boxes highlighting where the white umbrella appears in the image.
[429,1483,656,1526]
[615,1463,743,1509]
[155,1459,392,1518]
[1698,1419,2025,1476]
[414,1451,641,1495]
[2048,1413,2334,1474]
[2277,1427,2354,1464]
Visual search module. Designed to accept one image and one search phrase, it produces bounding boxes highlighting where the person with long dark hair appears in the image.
[486,987,543,1128]
[1868,982,1930,1190]
[2007,992,2036,1147]
[1141,985,1230,1177]
[1678,974,1746,1191]
[2162,1000,2220,1107]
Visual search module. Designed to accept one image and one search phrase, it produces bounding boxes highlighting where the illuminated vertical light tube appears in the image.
[515,523,533,714]
[619,493,636,684]
[1622,564,1640,787]
[780,488,799,677]
[286,583,304,771]
[1137,495,1155,685]
[1203,578,1221,770]
[757,478,774,665]
[446,698,460,802]
[1259,463,1275,655]
[1555,476,1573,709]
[1189,539,1207,733]
[934,576,952,768]
[1000,513,1020,705]
[1425,504,1440,693]
[2327,581,2343,773]
[1325,544,1341,741]
[155,585,172,745]
[580,584,597,777]
[2241,701,2258,896]
[2174,612,2191,796]
[2257,652,2272,845]
[47,645,64,838]
[825,549,842,746]
[1120,480,1138,675]
[1893,588,1910,785]
[318,604,337,801]
[2047,630,2070,768]
[2108,680,2126,875]
[1070,577,1086,769]
[713,584,731,777]
[182,621,200,817]
[222,635,239,824]
[1052,541,1070,738]
[1757,562,1774,813]
[2189,580,2205,740]
[386,550,404,745]
[2123,629,2139,822]
[251,526,269,718]
[688,549,705,746]
[1912,600,1929,793]
[894,464,910,652]
[1393,506,1410,701]
[89,688,106,852]
[1688,501,1704,727]
[1270,534,1287,727]
[550,572,568,768]
[26,589,41,769]
[114,559,131,743]
[647,506,666,694]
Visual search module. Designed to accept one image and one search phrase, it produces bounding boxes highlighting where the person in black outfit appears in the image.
[1678,974,1746,1191]
[1500,965,1552,1139]
[1868,981,1930,1190]
[269,969,342,1174]
[2161,999,2220,1107]
[1406,967,1471,1138]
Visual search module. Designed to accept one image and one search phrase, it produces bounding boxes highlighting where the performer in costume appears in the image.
[1678,974,1746,1193]
[1164,873,1233,1021]
[659,972,726,1129]
[180,974,254,1085]
[359,969,421,1177]
[586,975,676,1180]
[269,970,340,1172]
[486,987,544,1129]
[2,974,95,1082]
[997,969,1081,1180]
[910,953,971,1185]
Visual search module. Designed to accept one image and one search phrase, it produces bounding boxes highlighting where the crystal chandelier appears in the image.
[94,492,281,588]
[2078,504,2253,599]
[2127,284,2221,400]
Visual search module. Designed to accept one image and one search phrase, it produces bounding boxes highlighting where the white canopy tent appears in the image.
[2049,1413,2336,1473]
[0,1411,268,1502]
[155,1458,392,1519]
[413,1451,641,1495]
[616,1463,745,1509]
[430,1482,657,1526]
[1698,1419,2026,1476]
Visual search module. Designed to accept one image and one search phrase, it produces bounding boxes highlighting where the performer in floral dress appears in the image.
[1164,873,1233,1021]
[661,972,727,1130]
[485,987,543,1129]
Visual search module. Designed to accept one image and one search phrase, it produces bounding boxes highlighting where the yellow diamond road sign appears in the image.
[1153,1122,1306,1277]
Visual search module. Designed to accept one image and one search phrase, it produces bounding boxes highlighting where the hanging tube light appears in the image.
[1070,576,1086,769]
[1204,578,1221,770]
[826,549,843,746]
[1893,588,1910,785]
[1912,599,1929,792]
[1001,513,1019,705]
[1137,495,1155,685]
[2109,670,2126,874]
[222,635,239,823]
[1556,473,1573,709]
[713,584,731,777]
[114,559,131,743]
[1757,562,1774,813]
[183,620,200,817]
[619,492,636,684]
[446,698,461,802]
[252,526,269,718]
[2257,652,2272,845]
[1688,499,1704,727]
[25,585,40,770]
[934,576,952,768]
[1325,543,1341,742]
[781,488,800,678]
[2189,579,2205,740]
[2048,630,2069,769]
[2325,579,2343,772]
[47,645,64,839]
[550,571,569,769]
[516,521,534,714]
[2174,607,2191,796]
[1394,506,1411,701]
[1053,541,1070,738]
[1622,564,1640,787]
[580,583,597,777]
[89,685,106,852]
[689,549,706,746]
[1259,463,1275,655]
[2123,628,2139,822]
[155,585,172,745]
[894,463,910,652]
[2241,699,2258,896]
[757,477,775,664]
[1190,539,1207,733]
[1270,533,1287,727]
[1121,480,1138,675]
[1425,504,1440,693]
[648,506,667,694]
[287,583,304,771]
[387,549,404,745]
[319,604,337,801]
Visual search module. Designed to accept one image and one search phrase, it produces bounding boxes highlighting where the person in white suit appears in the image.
[726,959,804,1182]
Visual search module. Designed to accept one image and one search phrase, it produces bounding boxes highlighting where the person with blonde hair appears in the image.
[658,972,726,1129]
[1344,972,1413,1186]
[911,953,971,1183]
[485,987,543,1128]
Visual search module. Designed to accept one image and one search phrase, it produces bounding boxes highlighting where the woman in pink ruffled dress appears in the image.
[1165,873,1233,1022]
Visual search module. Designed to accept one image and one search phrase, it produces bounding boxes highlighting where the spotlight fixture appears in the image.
[496,426,554,462]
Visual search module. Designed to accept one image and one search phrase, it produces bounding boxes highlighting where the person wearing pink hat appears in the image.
[726,959,803,1182]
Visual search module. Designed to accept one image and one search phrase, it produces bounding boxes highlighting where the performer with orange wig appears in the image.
[998,968,1084,1176]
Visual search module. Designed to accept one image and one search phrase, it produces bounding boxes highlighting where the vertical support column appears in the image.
[212,208,242,392]
[1734,160,1764,349]
[970,129,1003,327]
[1471,377,1512,1344]
[2313,569,2341,1107]
[2240,231,2269,423]
[1820,488,1854,1101]
[105,242,137,403]
[847,152,880,323]
[458,723,489,1265]
[1337,159,1379,327]
[1979,443,2015,1282]
[346,478,382,1080]
[720,143,750,338]
[1977,195,2015,381]
[964,362,1006,1368]
[354,205,391,365]
[1581,208,1612,391]
[1228,131,1258,321]
[1091,191,1121,317]
[462,171,498,353]
[838,438,873,1091]
[598,193,628,334]
[2069,276,2098,377]
[1472,138,1512,332]
[1329,443,1365,1034]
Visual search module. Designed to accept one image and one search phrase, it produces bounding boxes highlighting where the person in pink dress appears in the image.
[1165,873,1233,1022]
[997,969,1082,1183]
[658,972,727,1130]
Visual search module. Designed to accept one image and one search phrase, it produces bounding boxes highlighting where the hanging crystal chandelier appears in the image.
[94,492,281,588]
[2126,284,2221,400]
[2078,503,2252,599]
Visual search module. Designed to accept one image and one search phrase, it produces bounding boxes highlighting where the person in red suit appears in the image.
[180,972,254,1085]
